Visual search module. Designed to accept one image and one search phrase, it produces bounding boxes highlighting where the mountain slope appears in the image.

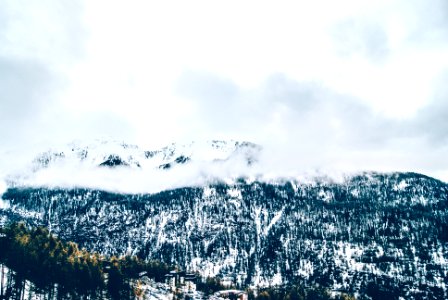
[1,172,448,299]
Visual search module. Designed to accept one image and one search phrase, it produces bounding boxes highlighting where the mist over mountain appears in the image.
[3,139,422,196]
[2,140,263,194]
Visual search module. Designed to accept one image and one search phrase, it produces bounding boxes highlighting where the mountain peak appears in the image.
[29,139,260,170]
[5,139,262,193]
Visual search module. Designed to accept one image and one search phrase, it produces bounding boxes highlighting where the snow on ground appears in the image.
[263,210,283,236]
[393,180,409,191]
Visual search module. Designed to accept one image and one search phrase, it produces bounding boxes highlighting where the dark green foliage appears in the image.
[0,223,172,298]
[250,286,354,300]
[0,222,104,297]
[196,276,225,295]
[107,257,131,300]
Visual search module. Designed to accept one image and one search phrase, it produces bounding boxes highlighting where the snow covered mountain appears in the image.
[30,139,260,171]
[1,141,448,299]
[4,140,261,193]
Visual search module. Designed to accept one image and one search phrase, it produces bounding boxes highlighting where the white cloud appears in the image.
[1,0,448,185]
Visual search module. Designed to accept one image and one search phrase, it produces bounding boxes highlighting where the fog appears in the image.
[1,0,448,193]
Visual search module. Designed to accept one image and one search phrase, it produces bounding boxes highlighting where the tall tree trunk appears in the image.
[0,264,4,297]
[20,279,25,300]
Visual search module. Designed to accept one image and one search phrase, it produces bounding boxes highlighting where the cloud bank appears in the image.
[1,0,448,188]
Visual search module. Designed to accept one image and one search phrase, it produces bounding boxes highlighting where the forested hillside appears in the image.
[1,172,448,299]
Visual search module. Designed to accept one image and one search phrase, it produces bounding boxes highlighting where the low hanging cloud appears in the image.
[1,0,448,192]
[174,69,448,182]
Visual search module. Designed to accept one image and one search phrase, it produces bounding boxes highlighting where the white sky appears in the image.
[1,0,448,182]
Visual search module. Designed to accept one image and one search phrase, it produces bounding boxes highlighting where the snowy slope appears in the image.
[4,140,261,193]
[1,171,448,299]
[31,139,260,170]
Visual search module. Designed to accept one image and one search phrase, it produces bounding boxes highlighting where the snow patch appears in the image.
[350,188,360,197]
[263,210,283,236]
[0,198,10,209]
[227,188,242,199]
[0,180,8,209]
[203,187,215,197]
[318,189,333,202]
[296,260,313,279]
[0,180,6,196]
[393,180,409,191]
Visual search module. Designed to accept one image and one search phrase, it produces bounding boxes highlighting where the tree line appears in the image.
[0,222,170,299]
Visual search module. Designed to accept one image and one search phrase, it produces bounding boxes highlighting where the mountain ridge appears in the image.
[1,171,448,299]
[3,139,262,194]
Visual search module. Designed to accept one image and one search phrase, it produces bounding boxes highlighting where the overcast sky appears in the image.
[1,0,448,181]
